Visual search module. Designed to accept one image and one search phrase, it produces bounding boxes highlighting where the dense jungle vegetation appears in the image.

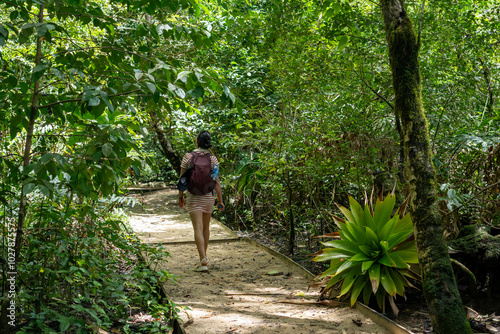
[0,0,499,333]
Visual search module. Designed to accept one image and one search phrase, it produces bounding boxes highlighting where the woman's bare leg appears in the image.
[189,211,207,265]
[202,212,212,255]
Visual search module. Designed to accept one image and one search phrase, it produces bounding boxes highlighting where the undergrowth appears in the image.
[1,197,178,333]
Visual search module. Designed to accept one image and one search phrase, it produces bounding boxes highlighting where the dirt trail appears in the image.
[128,188,390,334]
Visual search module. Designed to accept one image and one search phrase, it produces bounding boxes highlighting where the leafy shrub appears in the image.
[5,201,177,333]
[313,193,420,315]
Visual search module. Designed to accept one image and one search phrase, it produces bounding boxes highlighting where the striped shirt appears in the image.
[181,149,219,213]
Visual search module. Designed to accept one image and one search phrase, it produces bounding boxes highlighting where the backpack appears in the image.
[188,152,216,195]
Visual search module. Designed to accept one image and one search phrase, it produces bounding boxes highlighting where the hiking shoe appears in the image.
[193,261,208,272]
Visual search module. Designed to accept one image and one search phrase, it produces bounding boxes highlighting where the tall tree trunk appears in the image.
[479,57,494,118]
[1,5,44,332]
[149,111,182,176]
[380,1,471,333]
[286,170,295,255]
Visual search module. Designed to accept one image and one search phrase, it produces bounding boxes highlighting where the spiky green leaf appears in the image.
[369,263,381,293]
[378,253,396,267]
[389,252,410,268]
[321,240,360,254]
[380,267,397,296]
[348,196,364,226]
[389,269,407,296]
[350,275,369,306]
[351,253,371,262]
[361,260,375,273]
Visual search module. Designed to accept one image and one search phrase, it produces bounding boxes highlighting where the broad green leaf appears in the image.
[318,260,343,279]
[338,204,356,224]
[389,252,410,269]
[102,143,113,157]
[324,270,346,289]
[321,240,359,254]
[344,221,366,244]
[374,194,395,230]
[88,97,100,107]
[0,24,8,41]
[375,288,385,310]
[177,70,192,83]
[359,245,374,257]
[101,181,113,197]
[23,183,36,194]
[362,280,372,304]
[350,275,369,306]
[380,267,397,296]
[365,226,379,244]
[369,263,381,293]
[32,64,48,82]
[338,35,348,50]
[389,270,406,296]
[351,253,370,262]
[378,253,396,267]
[191,85,204,99]
[146,81,156,94]
[37,24,48,37]
[394,213,412,231]
[393,239,416,251]
[339,271,358,297]
[100,91,114,112]
[336,259,359,275]
[312,250,350,262]
[23,163,35,175]
[378,215,399,241]
[59,316,71,332]
[393,250,419,264]
[39,184,51,198]
[363,204,376,230]
[51,67,65,80]
[387,231,413,250]
[338,225,355,242]
[361,260,375,273]
[40,153,53,164]
[348,196,364,226]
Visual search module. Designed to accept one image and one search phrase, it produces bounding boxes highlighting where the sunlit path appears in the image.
[128,188,392,334]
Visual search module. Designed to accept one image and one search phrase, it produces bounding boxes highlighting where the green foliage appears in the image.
[1,198,176,333]
[313,194,419,315]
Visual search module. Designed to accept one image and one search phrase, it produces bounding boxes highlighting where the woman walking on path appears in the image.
[178,131,224,272]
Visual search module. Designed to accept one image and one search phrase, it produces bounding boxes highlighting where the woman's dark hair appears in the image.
[197,131,212,149]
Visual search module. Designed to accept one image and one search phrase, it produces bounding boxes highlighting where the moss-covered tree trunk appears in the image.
[380,1,472,333]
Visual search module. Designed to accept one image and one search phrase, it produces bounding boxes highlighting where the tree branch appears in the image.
[38,89,141,109]
[446,181,500,217]
[353,69,394,110]
[418,0,426,47]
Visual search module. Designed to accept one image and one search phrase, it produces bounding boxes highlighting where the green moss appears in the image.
[450,225,500,261]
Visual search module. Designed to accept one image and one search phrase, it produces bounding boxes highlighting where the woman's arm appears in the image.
[215,176,224,211]
[178,167,186,209]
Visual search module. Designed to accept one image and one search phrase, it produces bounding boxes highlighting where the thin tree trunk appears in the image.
[149,110,182,176]
[479,57,494,118]
[286,170,295,255]
[1,5,45,332]
[380,1,471,333]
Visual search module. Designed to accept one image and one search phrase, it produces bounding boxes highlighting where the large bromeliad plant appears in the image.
[313,193,420,315]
